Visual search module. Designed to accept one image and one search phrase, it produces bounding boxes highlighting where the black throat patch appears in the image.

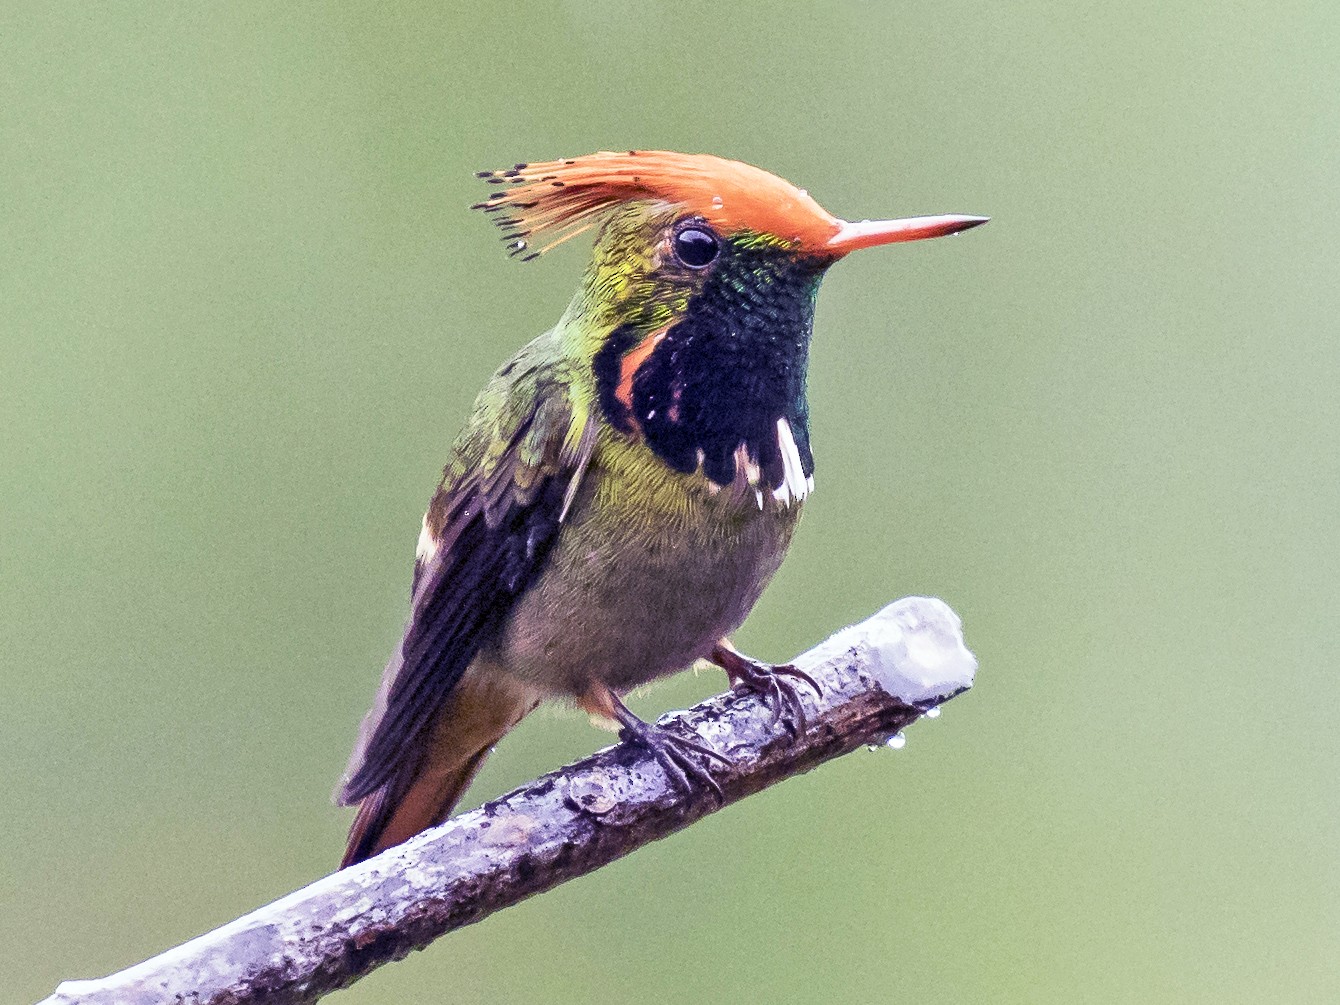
[594,241,823,490]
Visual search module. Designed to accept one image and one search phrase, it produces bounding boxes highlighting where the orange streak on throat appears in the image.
[615,329,667,417]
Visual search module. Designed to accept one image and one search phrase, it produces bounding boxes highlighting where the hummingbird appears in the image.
[337,150,986,867]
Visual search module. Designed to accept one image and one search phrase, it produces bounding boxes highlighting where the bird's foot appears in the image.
[612,697,728,801]
[711,643,821,739]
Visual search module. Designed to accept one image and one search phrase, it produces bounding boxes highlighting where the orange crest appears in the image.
[473,150,843,260]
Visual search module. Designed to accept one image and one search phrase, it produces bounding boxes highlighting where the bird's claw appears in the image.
[615,706,727,801]
[717,648,821,739]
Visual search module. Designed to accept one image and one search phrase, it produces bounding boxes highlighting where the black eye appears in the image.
[673,226,719,268]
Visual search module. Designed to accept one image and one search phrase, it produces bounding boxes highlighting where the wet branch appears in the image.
[40,598,975,1005]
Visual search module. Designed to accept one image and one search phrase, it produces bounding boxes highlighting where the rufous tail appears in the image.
[340,668,537,869]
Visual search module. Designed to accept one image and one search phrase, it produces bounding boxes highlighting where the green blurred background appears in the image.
[5,2,1337,1001]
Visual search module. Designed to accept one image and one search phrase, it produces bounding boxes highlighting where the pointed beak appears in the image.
[826,214,989,256]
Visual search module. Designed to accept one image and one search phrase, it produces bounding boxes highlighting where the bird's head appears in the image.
[473,150,986,500]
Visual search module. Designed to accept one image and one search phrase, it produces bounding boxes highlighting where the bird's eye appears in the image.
[673,226,719,268]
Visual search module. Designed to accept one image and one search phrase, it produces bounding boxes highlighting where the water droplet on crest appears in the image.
[923,706,941,720]
[885,732,907,750]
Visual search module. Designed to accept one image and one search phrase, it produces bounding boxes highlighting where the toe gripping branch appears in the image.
[610,693,730,800]
[608,647,822,804]
[710,643,822,739]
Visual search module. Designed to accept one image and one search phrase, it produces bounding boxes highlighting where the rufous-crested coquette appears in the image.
[336,150,987,867]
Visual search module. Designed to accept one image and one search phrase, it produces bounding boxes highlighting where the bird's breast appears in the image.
[491,431,804,696]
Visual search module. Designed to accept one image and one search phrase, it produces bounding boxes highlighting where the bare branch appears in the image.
[40,597,976,1005]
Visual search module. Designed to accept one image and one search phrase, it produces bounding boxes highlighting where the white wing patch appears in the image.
[415,512,438,563]
[773,417,812,507]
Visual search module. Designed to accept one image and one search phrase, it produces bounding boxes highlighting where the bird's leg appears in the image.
[711,639,821,738]
[579,685,728,801]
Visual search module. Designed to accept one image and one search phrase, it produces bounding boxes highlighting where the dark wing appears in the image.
[338,351,595,812]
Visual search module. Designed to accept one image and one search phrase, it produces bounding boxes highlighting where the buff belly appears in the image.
[490,441,803,697]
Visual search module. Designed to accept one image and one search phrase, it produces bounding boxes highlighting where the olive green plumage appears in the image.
[428,200,811,695]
